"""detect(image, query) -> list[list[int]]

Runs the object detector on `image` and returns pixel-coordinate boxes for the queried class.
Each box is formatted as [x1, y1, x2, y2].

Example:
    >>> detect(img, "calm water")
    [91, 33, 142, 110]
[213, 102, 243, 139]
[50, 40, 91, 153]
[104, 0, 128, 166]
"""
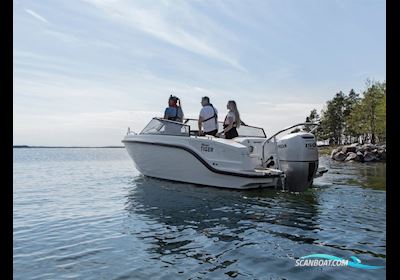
[13, 148, 386, 280]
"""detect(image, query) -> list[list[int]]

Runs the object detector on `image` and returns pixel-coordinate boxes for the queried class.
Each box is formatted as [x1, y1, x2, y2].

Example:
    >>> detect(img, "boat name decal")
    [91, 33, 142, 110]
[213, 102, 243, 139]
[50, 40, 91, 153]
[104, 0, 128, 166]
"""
[201, 144, 214, 152]
[278, 144, 287, 148]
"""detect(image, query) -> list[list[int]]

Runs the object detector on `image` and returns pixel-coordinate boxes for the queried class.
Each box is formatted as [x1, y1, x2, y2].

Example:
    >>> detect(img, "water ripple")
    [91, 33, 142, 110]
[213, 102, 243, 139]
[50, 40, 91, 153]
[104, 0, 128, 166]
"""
[14, 149, 385, 279]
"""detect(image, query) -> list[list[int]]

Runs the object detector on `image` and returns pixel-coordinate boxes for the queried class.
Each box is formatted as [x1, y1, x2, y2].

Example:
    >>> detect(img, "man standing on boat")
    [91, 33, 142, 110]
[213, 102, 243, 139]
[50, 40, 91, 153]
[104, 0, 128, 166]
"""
[198, 96, 219, 136]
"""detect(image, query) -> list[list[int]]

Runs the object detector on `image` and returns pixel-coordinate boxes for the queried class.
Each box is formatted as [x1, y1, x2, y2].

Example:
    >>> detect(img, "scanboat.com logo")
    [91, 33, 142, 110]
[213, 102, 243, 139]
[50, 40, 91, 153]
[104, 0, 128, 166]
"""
[295, 254, 385, 270]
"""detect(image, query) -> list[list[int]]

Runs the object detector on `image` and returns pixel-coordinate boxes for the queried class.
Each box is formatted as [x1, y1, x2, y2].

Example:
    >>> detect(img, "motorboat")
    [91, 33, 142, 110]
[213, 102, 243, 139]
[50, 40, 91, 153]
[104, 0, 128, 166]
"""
[122, 118, 328, 192]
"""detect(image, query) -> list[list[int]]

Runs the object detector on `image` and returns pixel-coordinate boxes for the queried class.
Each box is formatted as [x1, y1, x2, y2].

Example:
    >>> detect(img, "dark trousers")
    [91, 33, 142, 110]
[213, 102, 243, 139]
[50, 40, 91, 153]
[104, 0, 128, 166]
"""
[204, 129, 218, 136]
[224, 127, 238, 139]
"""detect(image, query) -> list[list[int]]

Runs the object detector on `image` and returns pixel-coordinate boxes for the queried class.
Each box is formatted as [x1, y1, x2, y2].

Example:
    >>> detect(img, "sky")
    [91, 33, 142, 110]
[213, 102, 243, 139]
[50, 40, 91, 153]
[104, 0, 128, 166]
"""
[13, 0, 386, 146]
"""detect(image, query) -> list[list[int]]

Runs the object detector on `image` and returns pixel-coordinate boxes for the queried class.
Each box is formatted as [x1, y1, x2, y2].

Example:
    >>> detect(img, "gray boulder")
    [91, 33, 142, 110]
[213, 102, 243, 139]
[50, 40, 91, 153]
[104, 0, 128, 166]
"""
[356, 152, 364, 162]
[363, 144, 377, 151]
[377, 150, 386, 160]
[345, 152, 357, 161]
[342, 146, 357, 153]
[333, 151, 347, 161]
[331, 148, 339, 159]
[364, 151, 376, 162]
[329, 144, 385, 162]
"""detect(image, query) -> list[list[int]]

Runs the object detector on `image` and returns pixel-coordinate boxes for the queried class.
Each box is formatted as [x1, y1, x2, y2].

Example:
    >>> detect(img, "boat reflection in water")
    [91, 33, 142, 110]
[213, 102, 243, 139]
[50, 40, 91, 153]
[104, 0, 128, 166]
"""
[123, 175, 385, 279]
[123, 175, 322, 276]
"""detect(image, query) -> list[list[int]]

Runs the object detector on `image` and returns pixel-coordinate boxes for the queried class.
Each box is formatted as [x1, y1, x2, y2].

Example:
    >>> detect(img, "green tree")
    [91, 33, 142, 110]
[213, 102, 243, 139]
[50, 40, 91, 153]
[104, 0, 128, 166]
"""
[306, 79, 386, 145]
[343, 89, 361, 143]
[376, 90, 386, 141]
[304, 109, 320, 132]
[321, 91, 346, 145]
[361, 80, 385, 144]
[347, 102, 368, 141]
[346, 80, 386, 144]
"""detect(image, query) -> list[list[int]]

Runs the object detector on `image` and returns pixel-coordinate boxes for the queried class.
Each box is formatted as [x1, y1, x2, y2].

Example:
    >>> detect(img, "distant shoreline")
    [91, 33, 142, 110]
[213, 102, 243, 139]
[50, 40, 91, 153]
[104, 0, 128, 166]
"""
[13, 145, 124, 148]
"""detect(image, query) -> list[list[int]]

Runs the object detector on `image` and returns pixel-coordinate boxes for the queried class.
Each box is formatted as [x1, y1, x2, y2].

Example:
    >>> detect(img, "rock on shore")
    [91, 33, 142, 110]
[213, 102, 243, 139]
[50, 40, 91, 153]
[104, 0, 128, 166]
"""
[330, 143, 386, 162]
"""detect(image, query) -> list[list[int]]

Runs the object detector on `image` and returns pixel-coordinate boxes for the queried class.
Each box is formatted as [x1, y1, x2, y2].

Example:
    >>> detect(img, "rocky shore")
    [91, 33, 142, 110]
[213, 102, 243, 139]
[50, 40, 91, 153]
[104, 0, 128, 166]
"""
[330, 143, 386, 162]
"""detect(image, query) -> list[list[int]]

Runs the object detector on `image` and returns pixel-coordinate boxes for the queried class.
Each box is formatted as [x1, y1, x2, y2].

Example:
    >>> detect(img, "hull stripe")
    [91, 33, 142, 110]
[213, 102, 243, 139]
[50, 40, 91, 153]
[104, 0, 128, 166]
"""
[122, 140, 281, 179]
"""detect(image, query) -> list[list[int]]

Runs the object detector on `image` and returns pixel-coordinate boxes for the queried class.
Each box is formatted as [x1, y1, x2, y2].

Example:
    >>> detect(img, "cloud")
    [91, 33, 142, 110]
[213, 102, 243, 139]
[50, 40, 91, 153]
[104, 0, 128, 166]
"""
[13, 0, 384, 145]
[83, 0, 246, 71]
[24, 9, 49, 24]
[44, 30, 81, 43]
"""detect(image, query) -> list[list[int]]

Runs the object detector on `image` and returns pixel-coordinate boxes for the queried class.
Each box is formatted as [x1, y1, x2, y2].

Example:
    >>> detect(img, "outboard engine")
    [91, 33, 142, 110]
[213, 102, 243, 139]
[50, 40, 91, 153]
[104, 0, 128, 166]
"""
[277, 132, 318, 192]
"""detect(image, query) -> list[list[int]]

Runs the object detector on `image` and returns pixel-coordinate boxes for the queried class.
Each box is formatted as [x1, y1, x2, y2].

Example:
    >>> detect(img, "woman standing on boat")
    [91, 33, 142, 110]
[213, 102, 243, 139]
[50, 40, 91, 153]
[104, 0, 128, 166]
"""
[164, 95, 184, 122]
[217, 100, 240, 139]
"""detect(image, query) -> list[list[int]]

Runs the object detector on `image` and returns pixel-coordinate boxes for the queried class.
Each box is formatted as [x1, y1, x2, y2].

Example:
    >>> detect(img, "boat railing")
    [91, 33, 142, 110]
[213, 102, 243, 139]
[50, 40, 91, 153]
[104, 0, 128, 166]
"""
[183, 118, 266, 138]
[260, 122, 320, 167]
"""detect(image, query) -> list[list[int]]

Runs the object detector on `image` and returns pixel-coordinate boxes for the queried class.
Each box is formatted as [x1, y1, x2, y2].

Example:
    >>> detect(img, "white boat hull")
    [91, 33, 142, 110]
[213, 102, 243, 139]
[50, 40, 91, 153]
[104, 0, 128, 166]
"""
[124, 140, 281, 189]
[122, 118, 327, 192]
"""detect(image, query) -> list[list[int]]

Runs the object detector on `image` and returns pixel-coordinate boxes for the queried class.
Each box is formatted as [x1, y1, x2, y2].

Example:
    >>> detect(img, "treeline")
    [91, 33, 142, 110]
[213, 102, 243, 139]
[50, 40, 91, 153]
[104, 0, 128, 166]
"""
[307, 80, 386, 145]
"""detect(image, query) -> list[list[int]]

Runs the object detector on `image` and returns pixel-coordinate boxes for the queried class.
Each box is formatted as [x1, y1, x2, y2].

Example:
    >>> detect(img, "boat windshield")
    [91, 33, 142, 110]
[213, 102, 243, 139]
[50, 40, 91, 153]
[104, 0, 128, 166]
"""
[183, 119, 266, 138]
[140, 118, 190, 136]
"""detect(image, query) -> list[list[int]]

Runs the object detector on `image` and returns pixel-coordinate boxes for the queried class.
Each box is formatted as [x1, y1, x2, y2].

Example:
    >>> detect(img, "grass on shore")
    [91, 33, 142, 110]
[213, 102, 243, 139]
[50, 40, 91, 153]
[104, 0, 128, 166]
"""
[318, 146, 338, 155]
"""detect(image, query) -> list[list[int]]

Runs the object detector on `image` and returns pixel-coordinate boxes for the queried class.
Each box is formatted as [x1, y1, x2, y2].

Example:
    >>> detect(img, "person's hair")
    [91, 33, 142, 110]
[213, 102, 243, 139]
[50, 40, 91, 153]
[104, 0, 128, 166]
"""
[228, 100, 240, 128]
[202, 96, 210, 104]
[169, 95, 179, 102]
[169, 95, 181, 107]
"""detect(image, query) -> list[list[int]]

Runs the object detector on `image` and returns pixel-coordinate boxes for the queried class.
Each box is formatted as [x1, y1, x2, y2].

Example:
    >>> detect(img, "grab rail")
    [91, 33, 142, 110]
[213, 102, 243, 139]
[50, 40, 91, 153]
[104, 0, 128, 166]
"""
[183, 118, 267, 138]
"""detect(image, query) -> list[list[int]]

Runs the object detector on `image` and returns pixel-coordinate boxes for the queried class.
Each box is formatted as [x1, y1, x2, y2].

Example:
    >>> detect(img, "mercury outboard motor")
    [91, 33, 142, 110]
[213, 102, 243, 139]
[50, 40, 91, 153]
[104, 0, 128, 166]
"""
[277, 132, 318, 192]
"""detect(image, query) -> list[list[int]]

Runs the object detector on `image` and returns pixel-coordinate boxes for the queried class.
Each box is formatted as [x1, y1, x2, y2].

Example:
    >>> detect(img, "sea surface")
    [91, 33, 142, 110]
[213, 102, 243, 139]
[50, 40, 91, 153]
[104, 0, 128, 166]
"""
[13, 148, 386, 280]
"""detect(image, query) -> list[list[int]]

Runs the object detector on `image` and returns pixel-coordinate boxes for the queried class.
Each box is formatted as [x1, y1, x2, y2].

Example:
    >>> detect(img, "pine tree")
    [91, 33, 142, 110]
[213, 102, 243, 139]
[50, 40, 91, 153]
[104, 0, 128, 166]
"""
[306, 79, 385, 145]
